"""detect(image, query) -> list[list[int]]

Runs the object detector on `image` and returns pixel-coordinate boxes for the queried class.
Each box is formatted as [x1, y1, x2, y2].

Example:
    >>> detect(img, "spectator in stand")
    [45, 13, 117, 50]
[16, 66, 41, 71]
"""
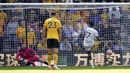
[62, 10, 71, 23]
[104, 41, 113, 53]
[22, 25, 36, 50]
[114, 27, 121, 40]
[119, 6, 123, 14]
[16, 21, 25, 43]
[89, 9, 101, 26]
[37, 40, 47, 50]
[71, 10, 81, 20]
[60, 39, 72, 51]
[80, 10, 90, 24]
[112, 40, 124, 54]
[0, 10, 7, 22]
[76, 18, 88, 34]
[38, 9, 49, 27]
[109, 14, 120, 27]
[12, 8, 24, 22]
[0, 10, 7, 52]
[100, 23, 115, 41]
[101, 8, 109, 23]
[62, 18, 80, 43]
[26, 10, 38, 28]
[109, 7, 121, 19]
[6, 17, 19, 48]
[62, 19, 74, 41]
[33, 23, 42, 41]
[74, 18, 88, 48]
[70, 10, 81, 26]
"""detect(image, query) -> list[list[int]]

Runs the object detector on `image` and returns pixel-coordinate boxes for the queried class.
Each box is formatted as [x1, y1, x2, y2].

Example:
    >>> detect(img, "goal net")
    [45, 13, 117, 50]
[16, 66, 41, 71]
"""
[0, 3, 130, 66]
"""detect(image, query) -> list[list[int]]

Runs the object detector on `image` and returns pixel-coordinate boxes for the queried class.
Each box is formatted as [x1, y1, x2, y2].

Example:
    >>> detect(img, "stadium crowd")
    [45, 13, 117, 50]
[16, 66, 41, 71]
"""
[0, 4, 130, 55]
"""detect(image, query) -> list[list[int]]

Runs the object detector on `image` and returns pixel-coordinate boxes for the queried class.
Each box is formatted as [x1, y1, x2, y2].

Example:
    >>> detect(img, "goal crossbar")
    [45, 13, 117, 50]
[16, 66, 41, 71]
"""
[0, 3, 130, 6]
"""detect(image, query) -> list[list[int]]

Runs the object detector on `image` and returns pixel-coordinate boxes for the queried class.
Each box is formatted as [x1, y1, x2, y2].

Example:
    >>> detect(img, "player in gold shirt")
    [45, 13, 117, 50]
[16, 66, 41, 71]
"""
[43, 12, 62, 70]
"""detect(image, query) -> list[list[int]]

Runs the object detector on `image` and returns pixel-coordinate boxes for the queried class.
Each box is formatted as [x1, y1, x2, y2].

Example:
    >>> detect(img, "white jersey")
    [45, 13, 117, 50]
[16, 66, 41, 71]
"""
[83, 27, 98, 49]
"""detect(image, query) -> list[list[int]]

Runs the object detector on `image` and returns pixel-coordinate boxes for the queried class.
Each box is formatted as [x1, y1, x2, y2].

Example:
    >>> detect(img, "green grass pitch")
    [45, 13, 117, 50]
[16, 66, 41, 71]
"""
[0, 66, 130, 70]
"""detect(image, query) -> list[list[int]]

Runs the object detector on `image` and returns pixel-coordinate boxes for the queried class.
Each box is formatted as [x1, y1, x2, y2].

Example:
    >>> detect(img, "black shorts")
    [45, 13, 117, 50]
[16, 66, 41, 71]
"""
[47, 39, 59, 48]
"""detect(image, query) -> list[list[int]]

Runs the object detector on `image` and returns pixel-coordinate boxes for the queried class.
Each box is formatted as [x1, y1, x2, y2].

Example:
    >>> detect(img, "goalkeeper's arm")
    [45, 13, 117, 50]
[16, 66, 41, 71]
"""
[15, 52, 21, 61]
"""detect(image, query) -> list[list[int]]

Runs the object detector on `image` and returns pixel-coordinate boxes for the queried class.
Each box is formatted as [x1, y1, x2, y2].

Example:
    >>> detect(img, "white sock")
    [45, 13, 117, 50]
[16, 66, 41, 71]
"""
[54, 64, 57, 67]
[89, 60, 94, 68]
[54, 64, 60, 69]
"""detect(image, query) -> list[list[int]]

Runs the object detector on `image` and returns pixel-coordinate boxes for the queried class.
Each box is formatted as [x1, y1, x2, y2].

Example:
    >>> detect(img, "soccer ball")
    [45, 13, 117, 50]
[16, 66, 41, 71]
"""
[107, 49, 113, 55]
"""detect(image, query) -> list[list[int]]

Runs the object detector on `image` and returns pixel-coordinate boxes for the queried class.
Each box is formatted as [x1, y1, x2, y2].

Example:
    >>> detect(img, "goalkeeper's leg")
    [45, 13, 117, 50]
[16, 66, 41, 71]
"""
[23, 59, 36, 66]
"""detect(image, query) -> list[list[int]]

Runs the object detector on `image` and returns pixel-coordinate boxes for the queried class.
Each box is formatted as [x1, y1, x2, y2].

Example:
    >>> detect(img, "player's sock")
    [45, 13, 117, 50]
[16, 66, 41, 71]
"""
[89, 60, 94, 68]
[54, 53, 58, 65]
[53, 53, 60, 70]
[87, 50, 94, 68]
[48, 65, 51, 70]
[53, 64, 60, 70]
[88, 55, 94, 68]
[47, 54, 52, 66]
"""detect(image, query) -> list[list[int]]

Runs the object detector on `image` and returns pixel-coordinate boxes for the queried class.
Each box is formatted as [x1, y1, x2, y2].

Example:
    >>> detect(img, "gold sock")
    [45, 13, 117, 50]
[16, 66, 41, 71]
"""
[47, 54, 52, 66]
[54, 54, 58, 65]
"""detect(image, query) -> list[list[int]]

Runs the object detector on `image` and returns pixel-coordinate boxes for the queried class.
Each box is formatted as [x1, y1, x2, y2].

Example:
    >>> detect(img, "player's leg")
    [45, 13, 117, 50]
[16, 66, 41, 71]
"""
[22, 58, 35, 66]
[47, 48, 53, 69]
[87, 49, 94, 68]
[47, 39, 53, 69]
[26, 61, 36, 66]
[53, 48, 59, 69]
[84, 44, 95, 68]
[53, 39, 60, 70]
[25, 55, 40, 66]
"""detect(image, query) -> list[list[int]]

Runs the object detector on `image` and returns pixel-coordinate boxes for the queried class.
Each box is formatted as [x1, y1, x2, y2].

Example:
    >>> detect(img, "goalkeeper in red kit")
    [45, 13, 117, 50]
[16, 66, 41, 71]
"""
[15, 43, 48, 66]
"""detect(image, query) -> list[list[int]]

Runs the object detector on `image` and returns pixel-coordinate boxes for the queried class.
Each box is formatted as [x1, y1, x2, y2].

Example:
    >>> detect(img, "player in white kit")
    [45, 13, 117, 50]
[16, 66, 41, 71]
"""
[83, 21, 100, 68]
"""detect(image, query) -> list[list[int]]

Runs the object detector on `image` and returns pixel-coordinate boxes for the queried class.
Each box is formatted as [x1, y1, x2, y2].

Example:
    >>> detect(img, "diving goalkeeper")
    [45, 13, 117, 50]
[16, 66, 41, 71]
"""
[15, 43, 48, 66]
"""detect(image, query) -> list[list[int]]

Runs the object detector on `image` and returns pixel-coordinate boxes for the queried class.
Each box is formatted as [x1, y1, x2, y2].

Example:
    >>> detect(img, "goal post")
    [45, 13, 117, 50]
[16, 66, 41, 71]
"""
[0, 3, 130, 66]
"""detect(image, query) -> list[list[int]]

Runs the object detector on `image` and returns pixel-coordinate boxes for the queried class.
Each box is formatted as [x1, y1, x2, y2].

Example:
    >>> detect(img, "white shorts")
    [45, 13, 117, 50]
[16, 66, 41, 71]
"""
[83, 39, 94, 51]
